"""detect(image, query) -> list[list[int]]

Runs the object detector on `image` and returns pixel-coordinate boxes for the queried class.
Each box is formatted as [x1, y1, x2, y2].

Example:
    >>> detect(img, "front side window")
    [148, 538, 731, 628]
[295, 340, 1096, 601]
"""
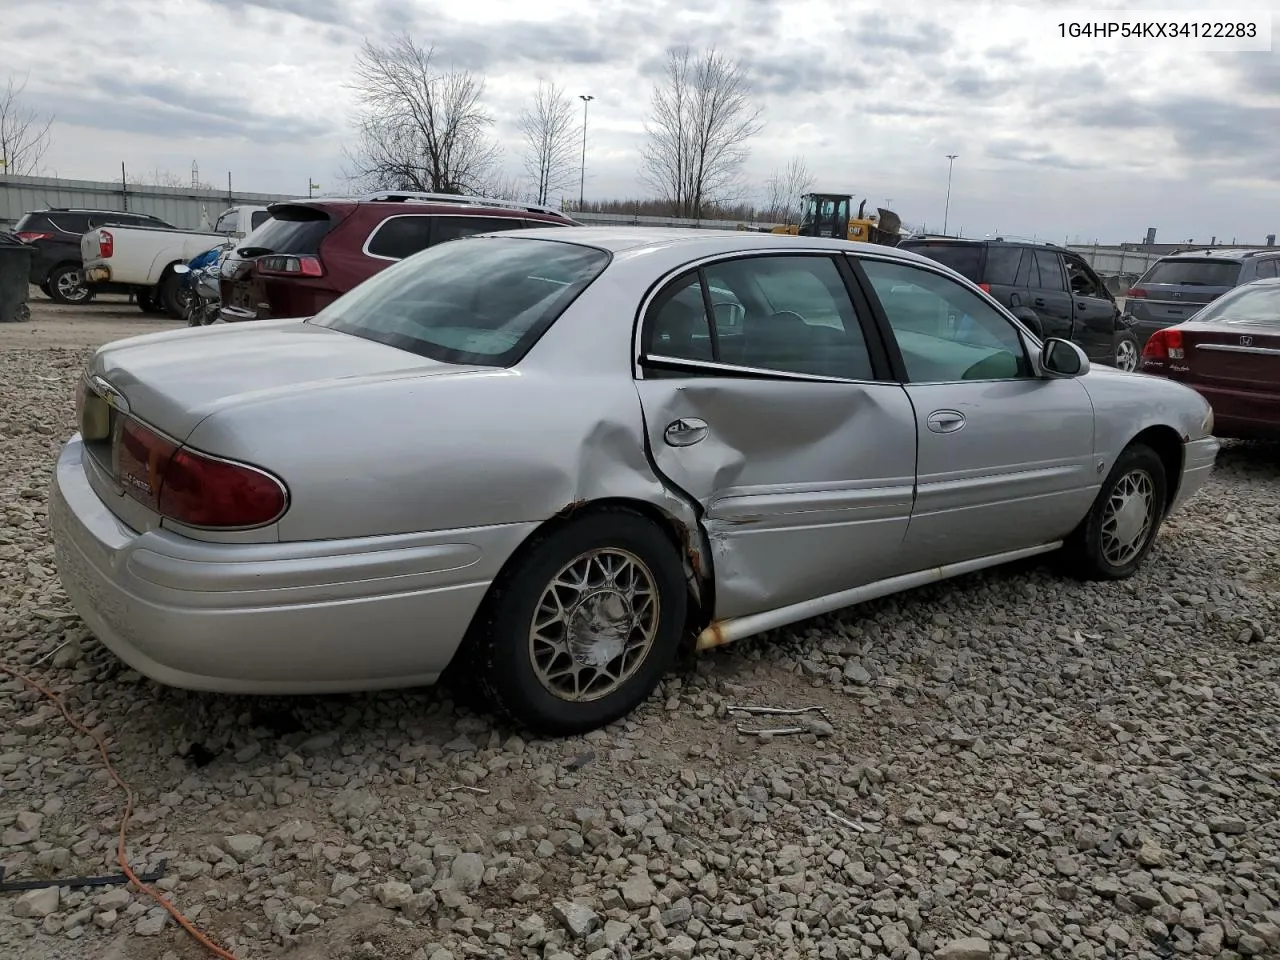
[310, 236, 609, 366]
[642, 255, 874, 380]
[860, 258, 1032, 383]
[1065, 255, 1106, 298]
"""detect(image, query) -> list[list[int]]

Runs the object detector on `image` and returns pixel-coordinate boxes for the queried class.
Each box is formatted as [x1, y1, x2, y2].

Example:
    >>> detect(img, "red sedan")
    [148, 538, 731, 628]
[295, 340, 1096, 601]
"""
[1140, 277, 1280, 440]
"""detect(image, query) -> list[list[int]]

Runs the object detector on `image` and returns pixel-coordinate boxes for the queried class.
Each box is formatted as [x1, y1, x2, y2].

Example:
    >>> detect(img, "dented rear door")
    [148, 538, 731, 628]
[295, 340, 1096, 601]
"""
[633, 252, 917, 621]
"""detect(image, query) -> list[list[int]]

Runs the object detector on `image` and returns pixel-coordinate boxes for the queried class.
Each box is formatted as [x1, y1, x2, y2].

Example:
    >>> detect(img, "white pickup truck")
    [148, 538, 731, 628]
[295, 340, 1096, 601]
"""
[81, 204, 271, 318]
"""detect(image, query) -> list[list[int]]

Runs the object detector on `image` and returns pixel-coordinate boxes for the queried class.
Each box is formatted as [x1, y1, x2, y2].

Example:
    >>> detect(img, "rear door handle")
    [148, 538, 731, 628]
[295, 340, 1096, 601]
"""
[1033, 298, 1046, 307]
[927, 410, 966, 434]
[664, 417, 709, 447]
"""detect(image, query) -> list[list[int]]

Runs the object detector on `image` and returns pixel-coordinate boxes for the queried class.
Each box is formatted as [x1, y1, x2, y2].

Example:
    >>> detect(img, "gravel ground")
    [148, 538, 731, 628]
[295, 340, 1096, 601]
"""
[3, 298, 1280, 960]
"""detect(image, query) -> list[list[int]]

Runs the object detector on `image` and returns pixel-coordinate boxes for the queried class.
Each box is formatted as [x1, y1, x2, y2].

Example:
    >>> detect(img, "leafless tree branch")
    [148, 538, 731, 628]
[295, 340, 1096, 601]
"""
[0, 74, 53, 177]
[518, 80, 579, 206]
[640, 47, 764, 219]
[341, 33, 501, 196]
[763, 155, 815, 223]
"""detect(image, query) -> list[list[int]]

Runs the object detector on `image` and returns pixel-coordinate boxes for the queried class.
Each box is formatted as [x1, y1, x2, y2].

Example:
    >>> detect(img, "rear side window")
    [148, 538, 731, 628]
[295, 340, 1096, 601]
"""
[310, 237, 610, 366]
[1141, 259, 1242, 286]
[366, 216, 433, 260]
[239, 205, 334, 256]
[13, 214, 46, 233]
[984, 246, 1025, 285]
[251, 210, 270, 230]
[900, 243, 982, 282]
[44, 213, 92, 235]
[1253, 259, 1278, 279]
[1033, 251, 1065, 290]
[431, 216, 529, 245]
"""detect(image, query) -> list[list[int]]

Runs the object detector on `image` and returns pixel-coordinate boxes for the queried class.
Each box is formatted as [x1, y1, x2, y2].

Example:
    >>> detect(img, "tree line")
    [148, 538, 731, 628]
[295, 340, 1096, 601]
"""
[342, 34, 817, 223]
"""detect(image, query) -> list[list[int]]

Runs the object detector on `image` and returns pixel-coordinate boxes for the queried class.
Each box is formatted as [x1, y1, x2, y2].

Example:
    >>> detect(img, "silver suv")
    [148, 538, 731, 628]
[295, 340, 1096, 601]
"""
[1124, 249, 1280, 346]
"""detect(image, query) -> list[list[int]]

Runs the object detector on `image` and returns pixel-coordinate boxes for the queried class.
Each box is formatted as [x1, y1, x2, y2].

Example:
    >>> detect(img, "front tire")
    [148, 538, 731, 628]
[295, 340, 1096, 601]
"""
[157, 271, 188, 319]
[1062, 443, 1167, 580]
[472, 509, 688, 736]
[1113, 331, 1140, 372]
[136, 288, 164, 314]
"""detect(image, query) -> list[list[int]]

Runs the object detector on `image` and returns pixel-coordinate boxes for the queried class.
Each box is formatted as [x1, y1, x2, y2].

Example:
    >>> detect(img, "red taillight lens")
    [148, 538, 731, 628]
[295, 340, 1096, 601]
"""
[1141, 327, 1184, 361]
[99, 230, 114, 258]
[15, 231, 52, 243]
[115, 418, 287, 528]
[978, 282, 991, 293]
[257, 254, 324, 277]
[1127, 287, 1147, 298]
[159, 448, 287, 528]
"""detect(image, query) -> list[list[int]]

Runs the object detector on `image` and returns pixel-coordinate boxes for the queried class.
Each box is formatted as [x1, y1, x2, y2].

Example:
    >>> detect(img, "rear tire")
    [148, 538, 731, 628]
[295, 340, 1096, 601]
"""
[48, 264, 93, 305]
[470, 509, 687, 736]
[136, 289, 164, 314]
[1061, 443, 1167, 580]
[1112, 331, 1140, 372]
[158, 270, 187, 319]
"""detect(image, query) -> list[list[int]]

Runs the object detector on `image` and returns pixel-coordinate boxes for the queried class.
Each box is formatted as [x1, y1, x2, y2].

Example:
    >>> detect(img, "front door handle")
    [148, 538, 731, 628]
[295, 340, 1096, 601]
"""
[664, 417, 709, 447]
[927, 410, 966, 434]
[1033, 297, 1046, 307]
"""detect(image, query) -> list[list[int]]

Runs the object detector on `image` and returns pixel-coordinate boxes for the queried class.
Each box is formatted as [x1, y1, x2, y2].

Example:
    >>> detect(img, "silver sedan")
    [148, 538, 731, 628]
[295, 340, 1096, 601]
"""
[50, 228, 1220, 735]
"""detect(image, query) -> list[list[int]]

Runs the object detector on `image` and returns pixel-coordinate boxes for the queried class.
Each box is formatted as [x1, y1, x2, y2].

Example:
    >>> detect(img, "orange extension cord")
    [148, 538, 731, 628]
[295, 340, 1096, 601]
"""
[0, 662, 242, 960]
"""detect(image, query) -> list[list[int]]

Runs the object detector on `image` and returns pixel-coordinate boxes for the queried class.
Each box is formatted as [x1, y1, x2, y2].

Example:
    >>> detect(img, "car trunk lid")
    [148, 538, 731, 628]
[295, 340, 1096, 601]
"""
[1180, 321, 1280, 390]
[81, 319, 490, 443]
[220, 203, 340, 321]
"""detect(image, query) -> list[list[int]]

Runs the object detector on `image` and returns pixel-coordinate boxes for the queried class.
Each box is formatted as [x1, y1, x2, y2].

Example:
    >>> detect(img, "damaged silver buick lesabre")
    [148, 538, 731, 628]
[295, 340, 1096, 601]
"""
[50, 228, 1219, 735]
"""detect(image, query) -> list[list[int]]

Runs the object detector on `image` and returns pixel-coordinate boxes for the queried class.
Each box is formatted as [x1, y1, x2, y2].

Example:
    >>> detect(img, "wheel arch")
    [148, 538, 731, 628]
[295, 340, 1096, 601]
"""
[1130, 424, 1184, 512]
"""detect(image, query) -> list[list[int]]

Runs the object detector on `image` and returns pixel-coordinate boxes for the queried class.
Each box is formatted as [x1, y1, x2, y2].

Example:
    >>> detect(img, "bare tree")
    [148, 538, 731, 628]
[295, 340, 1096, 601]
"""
[518, 80, 578, 206]
[342, 33, 501, 195]
[129, 167, 213, 189]
[640, 47, 763, 219]
[0, 74, 53, 177]
[763, 155, 815, 224]
[482, 172, 527, 202]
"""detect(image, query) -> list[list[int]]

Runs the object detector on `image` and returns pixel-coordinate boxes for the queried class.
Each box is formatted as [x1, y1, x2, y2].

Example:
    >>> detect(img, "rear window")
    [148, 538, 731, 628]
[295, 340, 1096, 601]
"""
[1195, 283, 1280, 325]
[900, 242, 982, 282]
[13, 214, 44, 232]
[238, 205, 335, 256]
[310, 236, 610, 367]
[1141, 258, 1242, 287]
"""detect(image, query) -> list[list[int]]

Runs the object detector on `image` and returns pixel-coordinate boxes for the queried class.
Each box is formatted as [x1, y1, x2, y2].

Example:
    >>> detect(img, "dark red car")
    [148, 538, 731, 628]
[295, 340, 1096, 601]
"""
[1140, 277, 1280, 440]
[218, 192, 578, 322]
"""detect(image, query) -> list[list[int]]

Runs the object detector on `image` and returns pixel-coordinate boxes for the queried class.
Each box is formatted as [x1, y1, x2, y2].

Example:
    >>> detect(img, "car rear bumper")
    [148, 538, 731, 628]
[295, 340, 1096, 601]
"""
[83, 264, 112, 284]
[50, 436, 527, 694]
[1170, 435, 1220, 512]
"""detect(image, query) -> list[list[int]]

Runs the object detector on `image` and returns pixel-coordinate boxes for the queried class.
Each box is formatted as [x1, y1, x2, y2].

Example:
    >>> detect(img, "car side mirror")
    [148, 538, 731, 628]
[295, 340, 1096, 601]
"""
[1010, 306, 1043, 338]
[1040, 337, 1090, 378]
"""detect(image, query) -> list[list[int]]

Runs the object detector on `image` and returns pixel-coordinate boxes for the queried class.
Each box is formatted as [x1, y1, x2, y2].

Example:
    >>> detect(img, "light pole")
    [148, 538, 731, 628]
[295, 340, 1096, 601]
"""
[578, 94, 594, 210]
[943, 154, 958, 236]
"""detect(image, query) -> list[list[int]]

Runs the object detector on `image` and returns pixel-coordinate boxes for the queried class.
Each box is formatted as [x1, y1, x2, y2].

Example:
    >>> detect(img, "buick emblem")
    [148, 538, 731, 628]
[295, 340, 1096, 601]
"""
[1240, 336, 1253, 347]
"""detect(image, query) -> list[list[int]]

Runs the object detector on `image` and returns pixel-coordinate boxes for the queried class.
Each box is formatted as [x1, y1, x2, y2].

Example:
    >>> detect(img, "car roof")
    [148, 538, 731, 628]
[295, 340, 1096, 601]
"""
[1157, 250, 1248, 262]
[29, 208, 162, 217]
[487, 226, 946, 265]
[280, 195, 574, 222]
[902, 237, 1072, 253]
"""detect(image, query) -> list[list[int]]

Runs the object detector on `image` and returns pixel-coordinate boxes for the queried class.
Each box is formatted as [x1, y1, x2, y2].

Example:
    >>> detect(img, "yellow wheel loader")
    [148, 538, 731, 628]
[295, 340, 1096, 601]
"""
[769, 193, 903, 246]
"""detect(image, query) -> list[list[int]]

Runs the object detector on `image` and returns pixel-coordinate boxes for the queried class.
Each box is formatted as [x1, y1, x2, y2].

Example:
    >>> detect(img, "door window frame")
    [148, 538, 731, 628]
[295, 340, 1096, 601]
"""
[1062, 251, 1112, 300]
[845, 251, 1040, 386]
[633, 251, 896, 385]
[361, 214, 437, 262]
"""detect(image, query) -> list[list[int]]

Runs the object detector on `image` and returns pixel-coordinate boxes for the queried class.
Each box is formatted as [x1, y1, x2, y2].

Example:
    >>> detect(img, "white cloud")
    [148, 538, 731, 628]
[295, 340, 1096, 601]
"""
[2, 0, 1277, 243]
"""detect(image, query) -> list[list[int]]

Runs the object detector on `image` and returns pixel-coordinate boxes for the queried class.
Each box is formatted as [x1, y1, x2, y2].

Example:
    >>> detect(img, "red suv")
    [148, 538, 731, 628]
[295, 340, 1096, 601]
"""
[218, 192, 578, 322]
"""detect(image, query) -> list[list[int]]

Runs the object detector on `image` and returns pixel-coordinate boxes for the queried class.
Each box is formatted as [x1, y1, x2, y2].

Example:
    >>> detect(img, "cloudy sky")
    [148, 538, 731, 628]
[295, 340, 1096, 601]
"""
[3, 0, 1278, 243]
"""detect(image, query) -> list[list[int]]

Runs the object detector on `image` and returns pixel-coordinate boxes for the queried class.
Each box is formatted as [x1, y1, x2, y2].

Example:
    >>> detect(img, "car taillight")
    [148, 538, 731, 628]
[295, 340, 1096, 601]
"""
[978, 282, 991, 293]
[257, 254, 324, 277]
[1141, 327, 1184, 361]
[99, 230, 114, 258]
[116, 419, 287, 528]
[1127, 287, 1147, 298]
[15, 231, 52, 243]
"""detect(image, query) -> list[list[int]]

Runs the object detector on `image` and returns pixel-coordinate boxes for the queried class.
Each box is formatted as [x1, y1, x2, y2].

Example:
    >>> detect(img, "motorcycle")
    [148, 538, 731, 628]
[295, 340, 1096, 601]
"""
[174, 239, 233, 327]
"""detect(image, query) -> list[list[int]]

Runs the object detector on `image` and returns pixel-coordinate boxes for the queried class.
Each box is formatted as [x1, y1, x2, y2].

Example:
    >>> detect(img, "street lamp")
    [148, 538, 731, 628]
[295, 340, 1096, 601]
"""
[943, 154, 958, 236]
[308, 178, 319, 198]
[578, 94, 594, 210]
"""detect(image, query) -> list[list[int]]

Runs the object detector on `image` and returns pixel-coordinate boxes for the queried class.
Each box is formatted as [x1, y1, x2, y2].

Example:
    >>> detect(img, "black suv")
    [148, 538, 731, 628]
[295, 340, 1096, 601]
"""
[14, 208, 175, 304]
[1123, 249, 1280, 348]
[897, 238, 1139, 371]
